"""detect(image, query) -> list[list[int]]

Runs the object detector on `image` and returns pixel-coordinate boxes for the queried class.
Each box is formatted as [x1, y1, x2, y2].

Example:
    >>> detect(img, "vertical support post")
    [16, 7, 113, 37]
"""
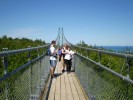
[73, 52, 76, 72]
[37, 46, 41, 92]
[27, 46, 31, 61]
[27, 46, 32, 97]
[88, 50, 90, 58]
[43, 47, 44, 55]
[62, 28, 64, 46]
[98, 51, 101, 63]
[3, 48, 8, 75]
[37, 46, 40, 58]
[125, 56, 131, 100]
[2, 48, 8, 100]
[43, 46, 46, 55]
[58, 28, 61, 47]
[126, 58, 130, 79]
[80, 48, 82, 55]
[39, 56, 41, 92]
[86, 49, 88, 57]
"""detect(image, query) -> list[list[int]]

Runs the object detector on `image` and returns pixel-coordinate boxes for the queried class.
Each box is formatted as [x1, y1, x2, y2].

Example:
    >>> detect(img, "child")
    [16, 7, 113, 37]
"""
[58, 48, 62, 62]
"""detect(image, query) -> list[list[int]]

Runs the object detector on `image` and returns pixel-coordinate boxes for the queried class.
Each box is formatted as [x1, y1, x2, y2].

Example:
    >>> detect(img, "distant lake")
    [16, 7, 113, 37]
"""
[98, 46, 133, 52]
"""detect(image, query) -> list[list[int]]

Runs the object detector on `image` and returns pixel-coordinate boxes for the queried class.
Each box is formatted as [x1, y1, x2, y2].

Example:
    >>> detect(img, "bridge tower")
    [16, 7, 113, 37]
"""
[56, 28, 65, 47]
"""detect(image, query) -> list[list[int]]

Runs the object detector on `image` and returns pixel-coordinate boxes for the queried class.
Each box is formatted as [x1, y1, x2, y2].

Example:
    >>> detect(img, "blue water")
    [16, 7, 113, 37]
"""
[98, 46, 133, 52]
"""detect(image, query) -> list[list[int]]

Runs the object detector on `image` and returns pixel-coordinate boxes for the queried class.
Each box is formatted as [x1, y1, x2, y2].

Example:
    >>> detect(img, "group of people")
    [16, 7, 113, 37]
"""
[49, 40, 75, 78]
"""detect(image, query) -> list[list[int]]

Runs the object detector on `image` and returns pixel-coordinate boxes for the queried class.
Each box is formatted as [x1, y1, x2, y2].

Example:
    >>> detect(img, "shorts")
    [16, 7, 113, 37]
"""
[50, 60, 57, 67]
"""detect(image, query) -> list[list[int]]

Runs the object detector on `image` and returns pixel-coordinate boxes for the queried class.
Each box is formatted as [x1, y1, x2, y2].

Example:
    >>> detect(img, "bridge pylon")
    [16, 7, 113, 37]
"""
[56, 28, 65, 47]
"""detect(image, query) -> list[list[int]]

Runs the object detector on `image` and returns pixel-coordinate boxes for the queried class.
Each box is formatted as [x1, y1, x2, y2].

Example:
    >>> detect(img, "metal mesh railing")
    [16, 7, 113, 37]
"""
[59, 34, 133, 99]
[73, 53, 133, 100]
[71, 45, 133, 80]
[29, 56, 50, 100]
[0, 46, 50, 100]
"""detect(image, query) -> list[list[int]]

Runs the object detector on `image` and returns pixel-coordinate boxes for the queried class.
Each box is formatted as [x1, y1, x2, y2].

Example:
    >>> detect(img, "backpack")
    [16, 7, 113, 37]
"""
[46, 46, 51, 56]
[46, 45, 57, 58]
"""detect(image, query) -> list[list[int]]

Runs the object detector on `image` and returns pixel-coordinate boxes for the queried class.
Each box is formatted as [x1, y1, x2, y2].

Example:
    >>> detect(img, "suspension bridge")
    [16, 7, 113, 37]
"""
[0, 28, 133, 100]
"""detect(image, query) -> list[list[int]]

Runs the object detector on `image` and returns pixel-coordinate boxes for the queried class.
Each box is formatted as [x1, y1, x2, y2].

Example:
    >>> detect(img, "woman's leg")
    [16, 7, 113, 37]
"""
[64, 59, 68, 72]
[68, 60, 71, 72]
[50, 60, 57, 78]
[69, 59, 72, 72]
[59, 55, 61, 62]
[62, 58, 66, 73]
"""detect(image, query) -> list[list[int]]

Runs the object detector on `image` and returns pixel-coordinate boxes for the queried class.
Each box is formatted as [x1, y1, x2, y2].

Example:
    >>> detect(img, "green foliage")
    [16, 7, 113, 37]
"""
[77, 40, 88, 47]
[0, 35, 46, 77]
[0, 36, 46, 51]
[74, 41, 133, 99]
[75, 41, 133, 80]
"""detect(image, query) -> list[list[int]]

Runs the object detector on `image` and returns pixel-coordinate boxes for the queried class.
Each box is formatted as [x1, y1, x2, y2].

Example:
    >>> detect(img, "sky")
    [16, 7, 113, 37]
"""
[0, 0, 133, 46]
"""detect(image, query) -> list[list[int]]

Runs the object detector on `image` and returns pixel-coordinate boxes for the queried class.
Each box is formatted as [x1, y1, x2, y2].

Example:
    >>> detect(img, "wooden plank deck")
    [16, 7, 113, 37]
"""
[47, 59, 88, 100]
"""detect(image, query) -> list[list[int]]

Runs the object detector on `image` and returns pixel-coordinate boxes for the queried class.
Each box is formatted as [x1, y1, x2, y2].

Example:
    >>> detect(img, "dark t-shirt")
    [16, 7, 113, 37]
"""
[62, 48, 65, 58]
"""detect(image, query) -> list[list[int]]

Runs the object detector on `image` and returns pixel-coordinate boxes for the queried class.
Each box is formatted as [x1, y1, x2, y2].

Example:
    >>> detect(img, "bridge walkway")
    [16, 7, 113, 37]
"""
[43, 58, 88, 100]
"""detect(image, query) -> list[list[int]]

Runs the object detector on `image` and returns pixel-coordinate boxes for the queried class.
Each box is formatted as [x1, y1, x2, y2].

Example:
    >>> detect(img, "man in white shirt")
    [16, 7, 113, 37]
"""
[49, 40, 57, 78]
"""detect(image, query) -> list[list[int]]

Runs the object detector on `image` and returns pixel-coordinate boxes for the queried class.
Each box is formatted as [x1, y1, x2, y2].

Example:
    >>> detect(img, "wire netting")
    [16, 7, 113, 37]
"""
[73, 54, 133, 100]
[0, 56, 50, 100]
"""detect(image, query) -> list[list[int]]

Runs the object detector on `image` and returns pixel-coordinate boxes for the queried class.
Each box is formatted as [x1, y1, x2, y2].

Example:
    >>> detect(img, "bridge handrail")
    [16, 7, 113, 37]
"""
[0, 44, 49, 99]
[0, 54, 45, 82]
[76, 52, 133, 85]
[0, 45, 48, 57]
[71, 44, 133, 59]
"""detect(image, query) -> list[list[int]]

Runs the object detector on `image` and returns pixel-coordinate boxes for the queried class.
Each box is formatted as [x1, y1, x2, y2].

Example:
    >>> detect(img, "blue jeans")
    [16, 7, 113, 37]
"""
[50, 60, 57, 67]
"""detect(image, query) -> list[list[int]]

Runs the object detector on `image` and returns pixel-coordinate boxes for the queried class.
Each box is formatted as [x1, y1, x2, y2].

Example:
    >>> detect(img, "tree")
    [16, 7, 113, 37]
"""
[76, 40, 88, 47]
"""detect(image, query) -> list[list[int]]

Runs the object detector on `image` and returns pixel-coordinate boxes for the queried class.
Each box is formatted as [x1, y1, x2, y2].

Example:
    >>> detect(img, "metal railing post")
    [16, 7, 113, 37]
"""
[80, 48, 82, 55]
[37, 46, 40, 58]
[43, 47, 45, 55]
[125, 56, 131, 100]
[3, 48, 8, 75]
[27, 46, 32, 97]
[87, 50, 90, 58]
[28, 48, 31, 62]
[98, 51, 101, 63]
[126, 56, 130, 79]
[37, 46, 41, 92]
[2, 48, 8, 100]
[86, 49, 88, 57]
